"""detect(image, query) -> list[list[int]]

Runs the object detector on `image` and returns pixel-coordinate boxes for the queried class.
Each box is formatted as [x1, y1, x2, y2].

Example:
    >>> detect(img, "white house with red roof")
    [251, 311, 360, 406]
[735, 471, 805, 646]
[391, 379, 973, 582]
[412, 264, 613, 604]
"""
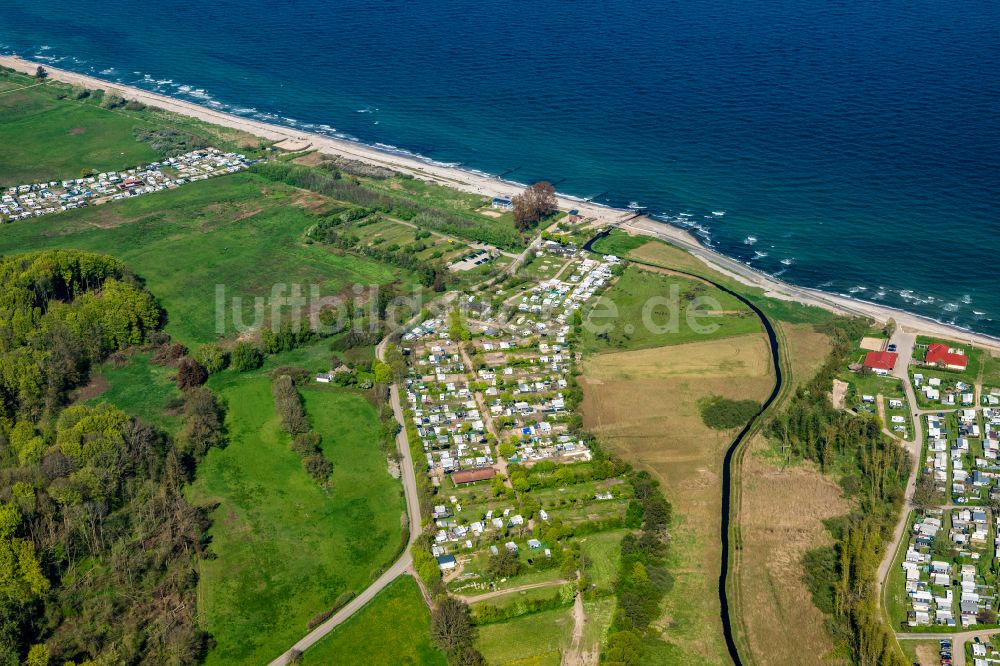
[864, 351, 899, 376]
[925, 343, 968, 371]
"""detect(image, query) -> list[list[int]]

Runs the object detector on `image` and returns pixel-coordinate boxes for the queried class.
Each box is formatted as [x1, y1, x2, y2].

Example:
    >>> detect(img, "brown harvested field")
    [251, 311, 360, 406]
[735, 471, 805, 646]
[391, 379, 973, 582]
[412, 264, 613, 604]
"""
[581, 332, 773, 664]
[778, 322, 833, 392]
[733, 434, 849, 666]
[899, 640, 943, 666]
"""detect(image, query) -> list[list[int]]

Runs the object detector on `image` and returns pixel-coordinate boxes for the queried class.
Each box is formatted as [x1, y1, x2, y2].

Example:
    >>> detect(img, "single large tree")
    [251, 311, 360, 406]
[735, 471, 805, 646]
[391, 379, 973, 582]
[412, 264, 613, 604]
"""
[512, 181, 557, 231]
[431, 597, 476, 655]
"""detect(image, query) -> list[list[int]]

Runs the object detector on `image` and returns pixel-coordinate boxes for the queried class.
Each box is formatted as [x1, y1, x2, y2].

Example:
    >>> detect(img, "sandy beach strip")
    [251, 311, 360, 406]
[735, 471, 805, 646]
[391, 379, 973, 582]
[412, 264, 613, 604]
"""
[3, 54, 998, 352]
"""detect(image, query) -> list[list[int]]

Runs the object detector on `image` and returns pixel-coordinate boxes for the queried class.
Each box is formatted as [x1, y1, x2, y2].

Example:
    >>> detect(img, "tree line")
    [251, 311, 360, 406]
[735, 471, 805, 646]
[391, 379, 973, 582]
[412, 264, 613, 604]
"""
[271, 372, 331, 487]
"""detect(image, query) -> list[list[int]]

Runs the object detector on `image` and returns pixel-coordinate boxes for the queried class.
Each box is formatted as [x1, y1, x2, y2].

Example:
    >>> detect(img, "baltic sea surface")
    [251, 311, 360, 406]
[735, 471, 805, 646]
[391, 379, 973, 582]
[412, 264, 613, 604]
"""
[2, 0, 998, 335]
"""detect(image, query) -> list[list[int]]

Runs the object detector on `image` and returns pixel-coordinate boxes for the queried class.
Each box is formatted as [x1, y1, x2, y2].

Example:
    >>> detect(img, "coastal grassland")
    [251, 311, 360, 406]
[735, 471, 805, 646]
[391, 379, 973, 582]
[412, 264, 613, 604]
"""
[983, 351, 1000, 388]
[732, 434, 850, 666]
[0, 172, 421, 345]
[588, 231, 648, 258]
[0, 69, 159, 184]
[778, 322, 837, 392]
[475, 604, 574, 665]
[579, 265, 762, 353]
[0, 66, 264, 185]
[81, 351, 184, 435]
[580, 333, 774, 664]
[188, 349, 405, 665]
[592, 230, 839, 326]
[300, 576, 446, 666]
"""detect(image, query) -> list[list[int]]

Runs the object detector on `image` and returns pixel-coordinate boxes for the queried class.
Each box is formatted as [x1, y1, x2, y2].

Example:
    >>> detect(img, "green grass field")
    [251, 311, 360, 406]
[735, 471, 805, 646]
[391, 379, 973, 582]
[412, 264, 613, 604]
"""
[0, 71, 160, 184]
[301, 576, 445, 666]
[475, 604, 574, 665]
[189, 355, 405, 665]
[588, 232, 648, 257]
[590, 230, 839, 327]
[580, 529, 627, 590]
[984, 354, 1000, 389]
[84, 352, 183, 434]
[0, 172, 420, 345]
[0, 66, 266, 185]
[580, 266, 762, 353]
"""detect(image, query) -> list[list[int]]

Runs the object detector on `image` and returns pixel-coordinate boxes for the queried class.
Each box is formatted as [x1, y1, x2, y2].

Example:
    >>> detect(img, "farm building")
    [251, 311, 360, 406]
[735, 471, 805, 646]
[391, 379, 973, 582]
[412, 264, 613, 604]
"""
[451, 468, 497, 485]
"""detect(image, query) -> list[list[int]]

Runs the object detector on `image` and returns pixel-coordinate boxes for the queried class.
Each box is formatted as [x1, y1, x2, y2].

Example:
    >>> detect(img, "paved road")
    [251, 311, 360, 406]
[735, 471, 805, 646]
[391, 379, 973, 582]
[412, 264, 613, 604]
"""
[267, 339, 423, 665]
[877, 330, 925, 600]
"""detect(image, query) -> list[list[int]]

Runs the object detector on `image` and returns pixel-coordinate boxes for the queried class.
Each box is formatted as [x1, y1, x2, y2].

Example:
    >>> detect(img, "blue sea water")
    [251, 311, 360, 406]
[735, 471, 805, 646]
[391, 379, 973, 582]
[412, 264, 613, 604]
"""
[2, 0, 998, 335]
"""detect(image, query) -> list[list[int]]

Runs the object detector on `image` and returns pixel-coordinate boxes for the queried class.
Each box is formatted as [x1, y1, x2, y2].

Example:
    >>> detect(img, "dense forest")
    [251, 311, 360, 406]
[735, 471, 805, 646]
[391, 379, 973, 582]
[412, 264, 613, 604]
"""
[768, 320, 910, 666]
[0, 251, 225, 665]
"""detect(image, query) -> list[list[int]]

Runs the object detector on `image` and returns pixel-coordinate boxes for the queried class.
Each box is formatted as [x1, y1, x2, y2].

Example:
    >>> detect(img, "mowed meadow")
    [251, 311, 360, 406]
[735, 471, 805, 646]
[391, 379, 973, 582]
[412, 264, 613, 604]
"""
[300, 576, 446, 666]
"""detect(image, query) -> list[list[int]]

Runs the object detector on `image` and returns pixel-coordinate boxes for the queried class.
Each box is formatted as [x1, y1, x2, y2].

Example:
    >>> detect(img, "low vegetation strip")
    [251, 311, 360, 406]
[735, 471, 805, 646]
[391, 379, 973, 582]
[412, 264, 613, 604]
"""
[299, 576, 447, 666]
[251, 160, 527, 250]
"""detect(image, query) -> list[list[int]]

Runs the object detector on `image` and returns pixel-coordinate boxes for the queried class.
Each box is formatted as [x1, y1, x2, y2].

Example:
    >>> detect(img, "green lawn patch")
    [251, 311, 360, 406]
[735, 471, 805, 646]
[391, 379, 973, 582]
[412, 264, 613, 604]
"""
[579, 265, 761, 352]
[983, 354, 1000, 389]
[0, 66, 267, 185]
[475, 604, 574, 665]
[301, 576, 445, 666]
[885, 511, 917, 630]
[188, 364, 405, 665]
[580, 529, 627, 590]
[588, 232, 648, 257]
[0, 71, 160, 184]
[84, 351, 183, 435]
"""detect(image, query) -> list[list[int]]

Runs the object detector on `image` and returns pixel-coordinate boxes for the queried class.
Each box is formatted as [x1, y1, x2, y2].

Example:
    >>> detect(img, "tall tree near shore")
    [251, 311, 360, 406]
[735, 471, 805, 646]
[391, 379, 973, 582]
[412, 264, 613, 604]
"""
[34, 66, 47, 79]
[512, 181, 557, 231]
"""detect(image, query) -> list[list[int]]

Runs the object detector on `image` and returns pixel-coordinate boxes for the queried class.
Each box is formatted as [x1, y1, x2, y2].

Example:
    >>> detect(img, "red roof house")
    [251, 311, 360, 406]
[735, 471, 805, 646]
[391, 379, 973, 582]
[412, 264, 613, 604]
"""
[925, 343, 968, 370]
[451, 468, 496, 485]
[863, 351, 898, 374]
